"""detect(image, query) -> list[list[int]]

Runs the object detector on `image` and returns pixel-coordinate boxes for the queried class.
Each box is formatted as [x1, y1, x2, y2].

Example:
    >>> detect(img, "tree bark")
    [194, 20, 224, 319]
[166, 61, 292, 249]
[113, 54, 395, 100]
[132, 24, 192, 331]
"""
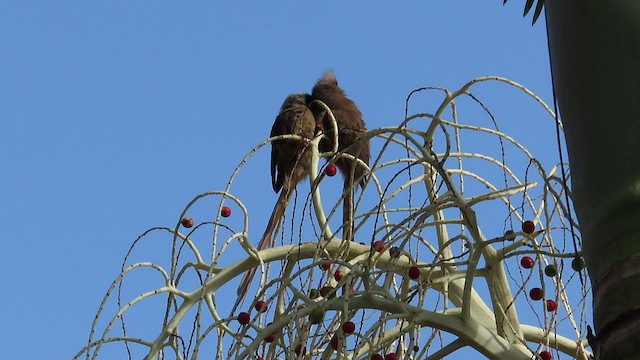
[545, 1, 640, 358]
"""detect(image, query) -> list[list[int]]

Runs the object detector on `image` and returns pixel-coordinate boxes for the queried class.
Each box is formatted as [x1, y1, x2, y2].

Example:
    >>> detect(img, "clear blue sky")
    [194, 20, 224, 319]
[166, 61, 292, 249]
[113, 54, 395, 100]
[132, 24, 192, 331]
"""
[0, 2, 566, 359]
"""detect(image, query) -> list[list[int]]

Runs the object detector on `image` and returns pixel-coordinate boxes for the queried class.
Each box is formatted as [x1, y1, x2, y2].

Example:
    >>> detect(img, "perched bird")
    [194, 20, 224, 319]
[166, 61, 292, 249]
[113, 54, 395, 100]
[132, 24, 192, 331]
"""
[311, 71, 370, 242]
[232, 93, 316, 313]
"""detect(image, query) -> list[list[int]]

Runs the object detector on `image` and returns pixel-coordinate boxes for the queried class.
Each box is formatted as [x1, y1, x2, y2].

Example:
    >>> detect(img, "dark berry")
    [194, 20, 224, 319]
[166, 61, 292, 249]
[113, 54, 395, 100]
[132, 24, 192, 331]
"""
[529, 287, 543, 301]
[408, 266, 420, 280]
[544, 264, 558, 277]
[237, 311, 250, 325]
[342, 321, 356, 334]
[522, 220, 535, 234]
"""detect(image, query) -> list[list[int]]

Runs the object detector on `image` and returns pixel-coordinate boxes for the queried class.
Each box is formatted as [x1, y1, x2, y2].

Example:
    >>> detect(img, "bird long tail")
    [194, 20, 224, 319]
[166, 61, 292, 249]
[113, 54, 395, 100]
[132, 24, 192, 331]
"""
[231, 184, 293, 314]
[342, 178, 355, 242]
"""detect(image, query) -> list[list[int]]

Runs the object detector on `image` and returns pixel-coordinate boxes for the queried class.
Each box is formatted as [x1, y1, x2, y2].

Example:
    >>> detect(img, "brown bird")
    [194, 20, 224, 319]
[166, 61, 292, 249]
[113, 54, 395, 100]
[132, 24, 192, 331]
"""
[232, 93, 316, 314]
[311, 71, 370, 242]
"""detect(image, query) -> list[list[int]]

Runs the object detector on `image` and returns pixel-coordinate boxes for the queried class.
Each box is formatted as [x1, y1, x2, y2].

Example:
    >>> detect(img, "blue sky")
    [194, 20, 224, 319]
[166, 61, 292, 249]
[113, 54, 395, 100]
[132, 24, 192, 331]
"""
[0, 2, 577, 359]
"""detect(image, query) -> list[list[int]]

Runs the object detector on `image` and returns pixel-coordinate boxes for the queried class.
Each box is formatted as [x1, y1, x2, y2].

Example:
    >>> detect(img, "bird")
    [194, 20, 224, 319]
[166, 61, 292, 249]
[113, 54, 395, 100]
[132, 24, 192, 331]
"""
[232, 93, 316, 314]
[311, 71, 370, 242]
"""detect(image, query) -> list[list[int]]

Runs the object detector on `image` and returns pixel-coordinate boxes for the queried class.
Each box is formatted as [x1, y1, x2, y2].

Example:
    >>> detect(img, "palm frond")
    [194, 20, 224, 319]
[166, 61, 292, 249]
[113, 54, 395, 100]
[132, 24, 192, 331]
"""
[504, 0, 545, 25]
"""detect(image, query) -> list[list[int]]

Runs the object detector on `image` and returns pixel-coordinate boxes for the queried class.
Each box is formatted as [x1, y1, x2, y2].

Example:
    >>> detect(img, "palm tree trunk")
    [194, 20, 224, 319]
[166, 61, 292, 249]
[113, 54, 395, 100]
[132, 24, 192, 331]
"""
[545, 1, 640, 358]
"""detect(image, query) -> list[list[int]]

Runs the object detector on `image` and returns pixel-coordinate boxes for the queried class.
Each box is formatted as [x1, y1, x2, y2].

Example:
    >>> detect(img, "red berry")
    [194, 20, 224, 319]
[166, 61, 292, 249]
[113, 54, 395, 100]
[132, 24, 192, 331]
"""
[221, 206, 232, 217]
[522, 220, 535, 234]
[320, 286, 335, 299]
[325, 164, 337, 177]
[546, 299, 557, 312]
[263, 322, 276, 342]
[408, 266, 421, 280]
[265, 333, 275, 342]
[373, 240, 386, 252]
[294, 344, 306, 356]
[371, 355, 384, 360]
[315, 123, 324, 133]
[254, 300, 267, 312]
[529, 287, 543, 301]
[320, 259, 331, 271]
[520, 256, 534, 269]
[385, 353, 398, 360]
[342, 321, 356, 334]
[237, 311, 250, 325]
[180, 217, 194, 228]
[540, 350, 553, 360]
[334, 269, 344, 281]
[330, 336, 340, 349]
